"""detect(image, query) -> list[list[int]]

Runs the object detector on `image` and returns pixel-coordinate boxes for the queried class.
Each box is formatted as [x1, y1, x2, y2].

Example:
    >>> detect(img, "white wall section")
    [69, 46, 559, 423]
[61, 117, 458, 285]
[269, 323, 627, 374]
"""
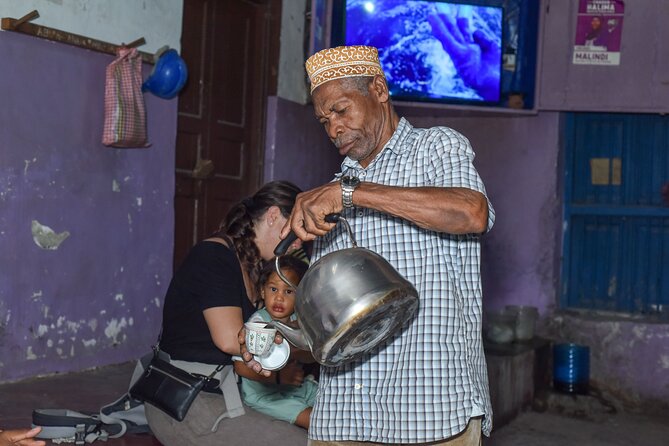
[1, 0, 183, 54]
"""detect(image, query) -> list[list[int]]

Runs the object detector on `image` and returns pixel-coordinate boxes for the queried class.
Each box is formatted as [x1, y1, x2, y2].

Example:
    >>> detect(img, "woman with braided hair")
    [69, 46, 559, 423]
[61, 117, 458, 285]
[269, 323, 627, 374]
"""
[146, 180, 308, 446]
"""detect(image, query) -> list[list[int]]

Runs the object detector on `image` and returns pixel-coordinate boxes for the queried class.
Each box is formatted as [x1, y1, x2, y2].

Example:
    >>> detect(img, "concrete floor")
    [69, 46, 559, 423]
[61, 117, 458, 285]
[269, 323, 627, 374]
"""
[1, 362, 667, 446]
[486, 382, 669, 446]
[486, 410, 669, 446]
[0, 362, 159, 445]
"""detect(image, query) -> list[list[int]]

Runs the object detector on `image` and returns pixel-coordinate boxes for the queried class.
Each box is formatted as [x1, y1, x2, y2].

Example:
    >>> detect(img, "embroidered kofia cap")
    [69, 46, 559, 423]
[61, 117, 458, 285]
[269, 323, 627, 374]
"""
[305, 45, 386, 93]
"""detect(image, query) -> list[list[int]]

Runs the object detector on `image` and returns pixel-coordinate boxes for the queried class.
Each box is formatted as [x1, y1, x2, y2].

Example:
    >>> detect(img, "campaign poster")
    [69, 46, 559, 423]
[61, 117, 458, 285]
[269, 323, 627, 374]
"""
[573, 0, 625, 66]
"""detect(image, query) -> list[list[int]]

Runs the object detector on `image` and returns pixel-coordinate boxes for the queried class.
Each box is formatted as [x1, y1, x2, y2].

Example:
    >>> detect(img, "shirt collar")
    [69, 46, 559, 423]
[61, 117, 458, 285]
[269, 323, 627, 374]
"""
[340, 117, 413, 172]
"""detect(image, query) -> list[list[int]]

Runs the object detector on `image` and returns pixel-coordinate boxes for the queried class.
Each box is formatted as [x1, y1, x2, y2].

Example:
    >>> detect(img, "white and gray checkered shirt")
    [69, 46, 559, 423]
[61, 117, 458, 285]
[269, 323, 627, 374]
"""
[309, 118, 494, 443]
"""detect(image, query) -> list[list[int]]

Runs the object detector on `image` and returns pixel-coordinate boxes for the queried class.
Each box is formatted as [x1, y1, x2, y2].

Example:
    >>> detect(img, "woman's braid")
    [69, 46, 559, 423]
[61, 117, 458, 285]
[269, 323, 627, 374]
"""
[216, 181, 301, 288]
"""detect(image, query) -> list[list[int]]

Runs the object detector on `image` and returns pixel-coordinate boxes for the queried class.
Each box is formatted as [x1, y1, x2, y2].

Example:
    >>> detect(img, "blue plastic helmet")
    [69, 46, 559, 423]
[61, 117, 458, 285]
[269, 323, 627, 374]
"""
[142, 49, 188, 99]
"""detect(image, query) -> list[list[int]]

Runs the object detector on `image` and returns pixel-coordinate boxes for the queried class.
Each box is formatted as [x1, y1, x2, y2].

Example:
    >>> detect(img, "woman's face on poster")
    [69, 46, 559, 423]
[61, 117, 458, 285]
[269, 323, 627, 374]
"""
[591, 17, 601, 30]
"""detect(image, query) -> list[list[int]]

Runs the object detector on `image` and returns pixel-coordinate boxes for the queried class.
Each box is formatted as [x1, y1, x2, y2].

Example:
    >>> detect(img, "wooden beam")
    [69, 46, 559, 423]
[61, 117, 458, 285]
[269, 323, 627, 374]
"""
[1, 11, 154, 64]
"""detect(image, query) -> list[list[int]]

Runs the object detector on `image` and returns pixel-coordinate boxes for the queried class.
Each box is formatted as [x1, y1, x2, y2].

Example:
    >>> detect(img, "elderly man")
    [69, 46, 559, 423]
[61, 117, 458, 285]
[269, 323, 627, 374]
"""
[243, 45, 494, 445]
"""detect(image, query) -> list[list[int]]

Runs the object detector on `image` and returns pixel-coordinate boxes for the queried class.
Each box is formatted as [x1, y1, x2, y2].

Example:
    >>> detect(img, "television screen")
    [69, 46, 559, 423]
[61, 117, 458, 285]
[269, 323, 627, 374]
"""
[339, 0, 504, 104]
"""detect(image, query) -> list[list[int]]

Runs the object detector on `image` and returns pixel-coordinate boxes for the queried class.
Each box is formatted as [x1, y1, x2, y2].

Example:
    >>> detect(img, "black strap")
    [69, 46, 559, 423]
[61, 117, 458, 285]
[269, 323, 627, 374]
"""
[153, 326, 224, 378]
[205, 365, 225, 382]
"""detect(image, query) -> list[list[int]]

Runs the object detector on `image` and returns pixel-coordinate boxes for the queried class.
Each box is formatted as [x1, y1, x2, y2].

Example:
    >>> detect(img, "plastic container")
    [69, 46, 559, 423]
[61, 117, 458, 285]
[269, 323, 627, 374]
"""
[505, 305, 539, 341]
[553, 343, 590, 394]
[484, 310, 516, 344]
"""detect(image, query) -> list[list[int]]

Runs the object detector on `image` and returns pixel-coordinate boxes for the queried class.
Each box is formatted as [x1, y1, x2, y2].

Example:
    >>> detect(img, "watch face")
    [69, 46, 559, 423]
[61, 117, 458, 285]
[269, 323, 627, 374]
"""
[341, 175, 360, 187]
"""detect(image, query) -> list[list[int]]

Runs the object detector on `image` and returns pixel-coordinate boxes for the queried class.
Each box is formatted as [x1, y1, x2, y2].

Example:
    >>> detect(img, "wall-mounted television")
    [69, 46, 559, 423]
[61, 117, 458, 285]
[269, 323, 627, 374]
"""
[331, 0, 504, 105]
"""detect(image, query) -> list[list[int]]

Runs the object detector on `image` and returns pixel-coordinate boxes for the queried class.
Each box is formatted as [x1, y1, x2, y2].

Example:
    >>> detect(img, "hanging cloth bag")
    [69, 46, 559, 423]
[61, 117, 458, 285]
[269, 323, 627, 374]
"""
[102, 47, 149, 147]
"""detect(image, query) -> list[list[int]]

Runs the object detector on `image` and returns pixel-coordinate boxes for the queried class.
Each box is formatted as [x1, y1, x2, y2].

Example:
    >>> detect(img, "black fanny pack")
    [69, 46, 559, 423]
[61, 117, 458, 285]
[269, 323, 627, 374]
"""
[129, 349, 223, 421]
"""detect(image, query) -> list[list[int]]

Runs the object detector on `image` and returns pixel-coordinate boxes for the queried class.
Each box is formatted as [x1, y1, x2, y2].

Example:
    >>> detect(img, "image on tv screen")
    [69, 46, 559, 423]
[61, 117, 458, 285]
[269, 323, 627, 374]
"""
[344, 0, 503, 104]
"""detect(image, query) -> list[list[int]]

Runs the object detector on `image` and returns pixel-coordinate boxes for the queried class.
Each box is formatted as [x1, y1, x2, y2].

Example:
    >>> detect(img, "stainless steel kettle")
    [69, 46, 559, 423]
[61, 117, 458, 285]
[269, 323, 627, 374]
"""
[270, 214, 418, 366]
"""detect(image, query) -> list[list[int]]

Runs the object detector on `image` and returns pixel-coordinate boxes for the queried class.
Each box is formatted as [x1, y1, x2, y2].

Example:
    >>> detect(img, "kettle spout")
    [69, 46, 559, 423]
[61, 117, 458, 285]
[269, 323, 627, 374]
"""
[268, 320, 311, 351]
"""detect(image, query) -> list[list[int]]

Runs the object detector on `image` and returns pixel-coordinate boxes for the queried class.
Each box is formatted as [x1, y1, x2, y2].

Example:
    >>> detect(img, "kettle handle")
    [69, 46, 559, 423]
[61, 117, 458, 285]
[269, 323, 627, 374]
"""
[273, 213, 341, 256]
[273, 232, 297, 257]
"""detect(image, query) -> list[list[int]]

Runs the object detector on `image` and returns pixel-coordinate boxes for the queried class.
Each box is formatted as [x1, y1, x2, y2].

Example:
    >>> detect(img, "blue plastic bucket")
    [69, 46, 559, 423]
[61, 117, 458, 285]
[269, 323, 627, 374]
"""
[553, 343, 590, 394]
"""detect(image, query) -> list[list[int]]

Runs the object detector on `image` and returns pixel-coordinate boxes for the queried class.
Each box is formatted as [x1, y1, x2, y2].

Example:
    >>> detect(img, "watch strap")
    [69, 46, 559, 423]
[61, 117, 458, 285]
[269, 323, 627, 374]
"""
[342, 187, 354, 208]
[340, 175, 359, 209]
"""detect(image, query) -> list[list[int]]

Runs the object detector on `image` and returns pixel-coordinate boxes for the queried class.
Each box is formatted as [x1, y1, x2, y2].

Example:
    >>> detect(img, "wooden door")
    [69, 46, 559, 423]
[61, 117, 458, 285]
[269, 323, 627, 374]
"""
[174, 0, 281, 269]
[563, 113, 669, 314]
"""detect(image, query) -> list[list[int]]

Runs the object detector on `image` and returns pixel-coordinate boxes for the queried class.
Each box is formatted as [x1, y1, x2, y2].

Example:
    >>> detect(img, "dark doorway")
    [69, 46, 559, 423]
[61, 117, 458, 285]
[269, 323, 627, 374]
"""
[174, 0, 282, 270]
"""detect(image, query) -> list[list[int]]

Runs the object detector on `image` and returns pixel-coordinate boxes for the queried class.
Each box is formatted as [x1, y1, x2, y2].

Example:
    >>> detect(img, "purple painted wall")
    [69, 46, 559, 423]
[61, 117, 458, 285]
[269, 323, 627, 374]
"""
[0, 32, 176, 382]
[538, 0, 669, 112]
[410, 113, 563, 315]
[264, 96, 343, 189]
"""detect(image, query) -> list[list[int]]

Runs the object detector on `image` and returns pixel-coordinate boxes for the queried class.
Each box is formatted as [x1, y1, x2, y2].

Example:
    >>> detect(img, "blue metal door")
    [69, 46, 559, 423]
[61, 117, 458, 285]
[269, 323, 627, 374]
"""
[563, 113, 669, 314]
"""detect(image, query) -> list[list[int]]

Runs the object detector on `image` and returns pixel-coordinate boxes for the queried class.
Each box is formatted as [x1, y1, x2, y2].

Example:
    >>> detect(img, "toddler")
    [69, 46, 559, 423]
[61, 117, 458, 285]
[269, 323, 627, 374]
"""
[237, 256, 317, 429]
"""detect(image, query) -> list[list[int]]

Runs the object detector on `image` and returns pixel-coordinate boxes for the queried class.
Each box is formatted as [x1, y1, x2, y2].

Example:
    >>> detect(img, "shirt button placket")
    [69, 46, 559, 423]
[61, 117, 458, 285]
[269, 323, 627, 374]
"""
[352, 381, 365, 431]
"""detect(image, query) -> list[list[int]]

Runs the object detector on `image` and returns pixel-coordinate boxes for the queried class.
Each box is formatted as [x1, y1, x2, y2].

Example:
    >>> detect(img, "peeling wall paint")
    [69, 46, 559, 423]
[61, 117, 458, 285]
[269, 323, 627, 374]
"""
[660, 355, 669, 369]
[0, 30, 175, 383]
[31, 220, 70, 250]
[24, 158, 37, 174]
[104, 317, 129, 345]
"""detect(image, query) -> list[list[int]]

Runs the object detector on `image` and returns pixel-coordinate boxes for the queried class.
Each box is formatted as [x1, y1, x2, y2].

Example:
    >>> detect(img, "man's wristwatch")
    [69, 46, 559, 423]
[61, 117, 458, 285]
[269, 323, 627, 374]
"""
[340, 174, 360, 208]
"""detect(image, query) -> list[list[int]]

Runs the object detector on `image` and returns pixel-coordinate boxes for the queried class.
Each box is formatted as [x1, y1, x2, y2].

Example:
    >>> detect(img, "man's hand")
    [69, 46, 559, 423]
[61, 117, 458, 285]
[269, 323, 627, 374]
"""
[282, 183, 342, 242]
[0, 427, 46, 446]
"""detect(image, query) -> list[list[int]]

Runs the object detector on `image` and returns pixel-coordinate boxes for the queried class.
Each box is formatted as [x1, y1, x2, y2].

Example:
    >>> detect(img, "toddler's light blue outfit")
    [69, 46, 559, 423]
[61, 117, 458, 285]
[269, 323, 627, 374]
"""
[240, 308, 318, 424]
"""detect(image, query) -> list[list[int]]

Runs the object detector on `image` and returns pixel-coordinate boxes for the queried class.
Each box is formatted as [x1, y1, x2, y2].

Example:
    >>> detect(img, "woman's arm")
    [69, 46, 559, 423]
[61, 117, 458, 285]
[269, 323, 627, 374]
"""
[203, 306, 246, 356]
